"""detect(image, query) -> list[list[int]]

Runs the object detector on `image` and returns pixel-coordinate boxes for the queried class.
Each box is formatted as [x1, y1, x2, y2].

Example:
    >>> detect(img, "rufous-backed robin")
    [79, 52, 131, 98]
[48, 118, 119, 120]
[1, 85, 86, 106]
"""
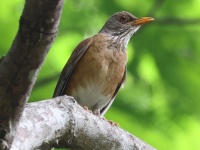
[53, 11, 154, 116]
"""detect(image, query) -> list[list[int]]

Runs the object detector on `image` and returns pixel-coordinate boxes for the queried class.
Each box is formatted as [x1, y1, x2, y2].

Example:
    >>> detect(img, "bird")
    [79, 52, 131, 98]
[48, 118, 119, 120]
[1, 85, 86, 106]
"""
[53, 11, 154, 117]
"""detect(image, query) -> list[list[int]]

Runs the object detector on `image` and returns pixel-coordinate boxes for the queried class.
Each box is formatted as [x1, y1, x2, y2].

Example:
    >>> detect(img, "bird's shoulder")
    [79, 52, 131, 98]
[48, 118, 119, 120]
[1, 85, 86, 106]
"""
[66, 37, 92, 64]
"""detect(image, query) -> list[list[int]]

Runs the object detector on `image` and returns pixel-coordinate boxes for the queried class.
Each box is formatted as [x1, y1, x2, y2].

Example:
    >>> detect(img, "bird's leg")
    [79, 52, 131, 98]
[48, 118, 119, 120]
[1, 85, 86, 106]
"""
[83, 106, 101, 116]
[84, 106, 119, 126]
[92, 108, 100, 116]
[83, 106, 93, 113]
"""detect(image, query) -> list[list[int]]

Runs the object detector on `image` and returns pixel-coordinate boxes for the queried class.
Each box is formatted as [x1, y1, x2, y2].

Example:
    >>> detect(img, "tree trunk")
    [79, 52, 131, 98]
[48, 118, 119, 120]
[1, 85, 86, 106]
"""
[0, 0, 63, 148]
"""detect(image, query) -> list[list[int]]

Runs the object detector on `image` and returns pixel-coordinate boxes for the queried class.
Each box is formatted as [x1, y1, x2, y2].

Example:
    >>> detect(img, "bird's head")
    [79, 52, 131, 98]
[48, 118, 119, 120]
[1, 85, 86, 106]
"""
[99, 11, 154, 38]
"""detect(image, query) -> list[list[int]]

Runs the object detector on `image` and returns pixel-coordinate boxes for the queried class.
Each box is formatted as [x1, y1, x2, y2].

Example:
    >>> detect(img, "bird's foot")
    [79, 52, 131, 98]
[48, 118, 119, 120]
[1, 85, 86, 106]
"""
[83, 106, 93, 113]
[108, 120, 119, 126]
[102, 117, 119, 126]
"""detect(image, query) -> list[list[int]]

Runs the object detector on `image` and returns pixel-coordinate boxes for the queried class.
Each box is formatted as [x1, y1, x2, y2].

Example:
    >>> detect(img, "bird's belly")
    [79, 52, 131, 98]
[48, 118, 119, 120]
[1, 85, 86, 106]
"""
[72, 82, 111, 110]
[65, 39, 127, 111]
[68, 58, 113, 110]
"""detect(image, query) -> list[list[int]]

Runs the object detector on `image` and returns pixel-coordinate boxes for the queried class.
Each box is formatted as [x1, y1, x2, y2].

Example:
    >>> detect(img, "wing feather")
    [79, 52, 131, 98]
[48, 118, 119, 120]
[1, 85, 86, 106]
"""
[100, 67, 126, 116]
[53, 38, 92, 97]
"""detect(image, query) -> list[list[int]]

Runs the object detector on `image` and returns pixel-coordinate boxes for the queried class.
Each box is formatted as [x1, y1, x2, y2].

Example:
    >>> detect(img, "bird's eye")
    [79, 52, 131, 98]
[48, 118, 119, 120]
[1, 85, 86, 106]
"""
[119, 15, 128, 23]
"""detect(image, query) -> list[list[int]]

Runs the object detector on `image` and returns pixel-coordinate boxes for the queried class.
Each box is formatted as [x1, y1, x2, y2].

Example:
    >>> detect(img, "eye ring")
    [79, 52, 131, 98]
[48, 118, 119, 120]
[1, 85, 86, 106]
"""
[119, 15, 128, 22]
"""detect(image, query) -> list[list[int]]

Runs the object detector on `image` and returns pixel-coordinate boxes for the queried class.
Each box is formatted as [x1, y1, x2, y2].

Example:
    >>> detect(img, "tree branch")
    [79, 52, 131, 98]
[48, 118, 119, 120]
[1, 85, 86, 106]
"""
[0, 0, 64, 148]
[11, 96, 155, 150]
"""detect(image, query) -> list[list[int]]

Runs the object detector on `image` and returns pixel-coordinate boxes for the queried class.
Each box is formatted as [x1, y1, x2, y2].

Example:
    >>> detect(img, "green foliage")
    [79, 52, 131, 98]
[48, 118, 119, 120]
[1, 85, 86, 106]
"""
[1, 0, 200, 149]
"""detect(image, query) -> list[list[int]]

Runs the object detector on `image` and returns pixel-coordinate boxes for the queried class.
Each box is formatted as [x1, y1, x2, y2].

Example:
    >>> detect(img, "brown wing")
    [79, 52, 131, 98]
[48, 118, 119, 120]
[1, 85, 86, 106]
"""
[53, 38, 92, 97]
[100, 67, 126, 116]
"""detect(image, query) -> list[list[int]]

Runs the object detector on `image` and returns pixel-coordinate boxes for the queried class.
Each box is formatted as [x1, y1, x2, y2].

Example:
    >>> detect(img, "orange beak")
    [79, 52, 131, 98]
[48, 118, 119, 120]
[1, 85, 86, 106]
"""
[132, 17, 155, 26]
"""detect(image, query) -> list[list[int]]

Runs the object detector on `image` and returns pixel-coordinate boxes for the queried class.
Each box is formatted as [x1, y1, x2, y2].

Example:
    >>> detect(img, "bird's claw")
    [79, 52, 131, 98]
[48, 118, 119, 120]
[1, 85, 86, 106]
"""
[83, 106, 93, 113]
[107, 120, 119, 126]
[101, 117, 119, 126]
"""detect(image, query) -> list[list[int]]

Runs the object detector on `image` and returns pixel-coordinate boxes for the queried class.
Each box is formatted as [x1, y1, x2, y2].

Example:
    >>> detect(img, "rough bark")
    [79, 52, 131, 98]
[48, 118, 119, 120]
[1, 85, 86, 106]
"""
[0, 0, 63, 148]
[11, 96, 156, 150]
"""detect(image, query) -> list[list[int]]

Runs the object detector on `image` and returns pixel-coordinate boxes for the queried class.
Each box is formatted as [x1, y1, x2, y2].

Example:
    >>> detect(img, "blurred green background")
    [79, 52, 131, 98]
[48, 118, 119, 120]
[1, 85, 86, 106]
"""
[1, 0, 200, 149]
